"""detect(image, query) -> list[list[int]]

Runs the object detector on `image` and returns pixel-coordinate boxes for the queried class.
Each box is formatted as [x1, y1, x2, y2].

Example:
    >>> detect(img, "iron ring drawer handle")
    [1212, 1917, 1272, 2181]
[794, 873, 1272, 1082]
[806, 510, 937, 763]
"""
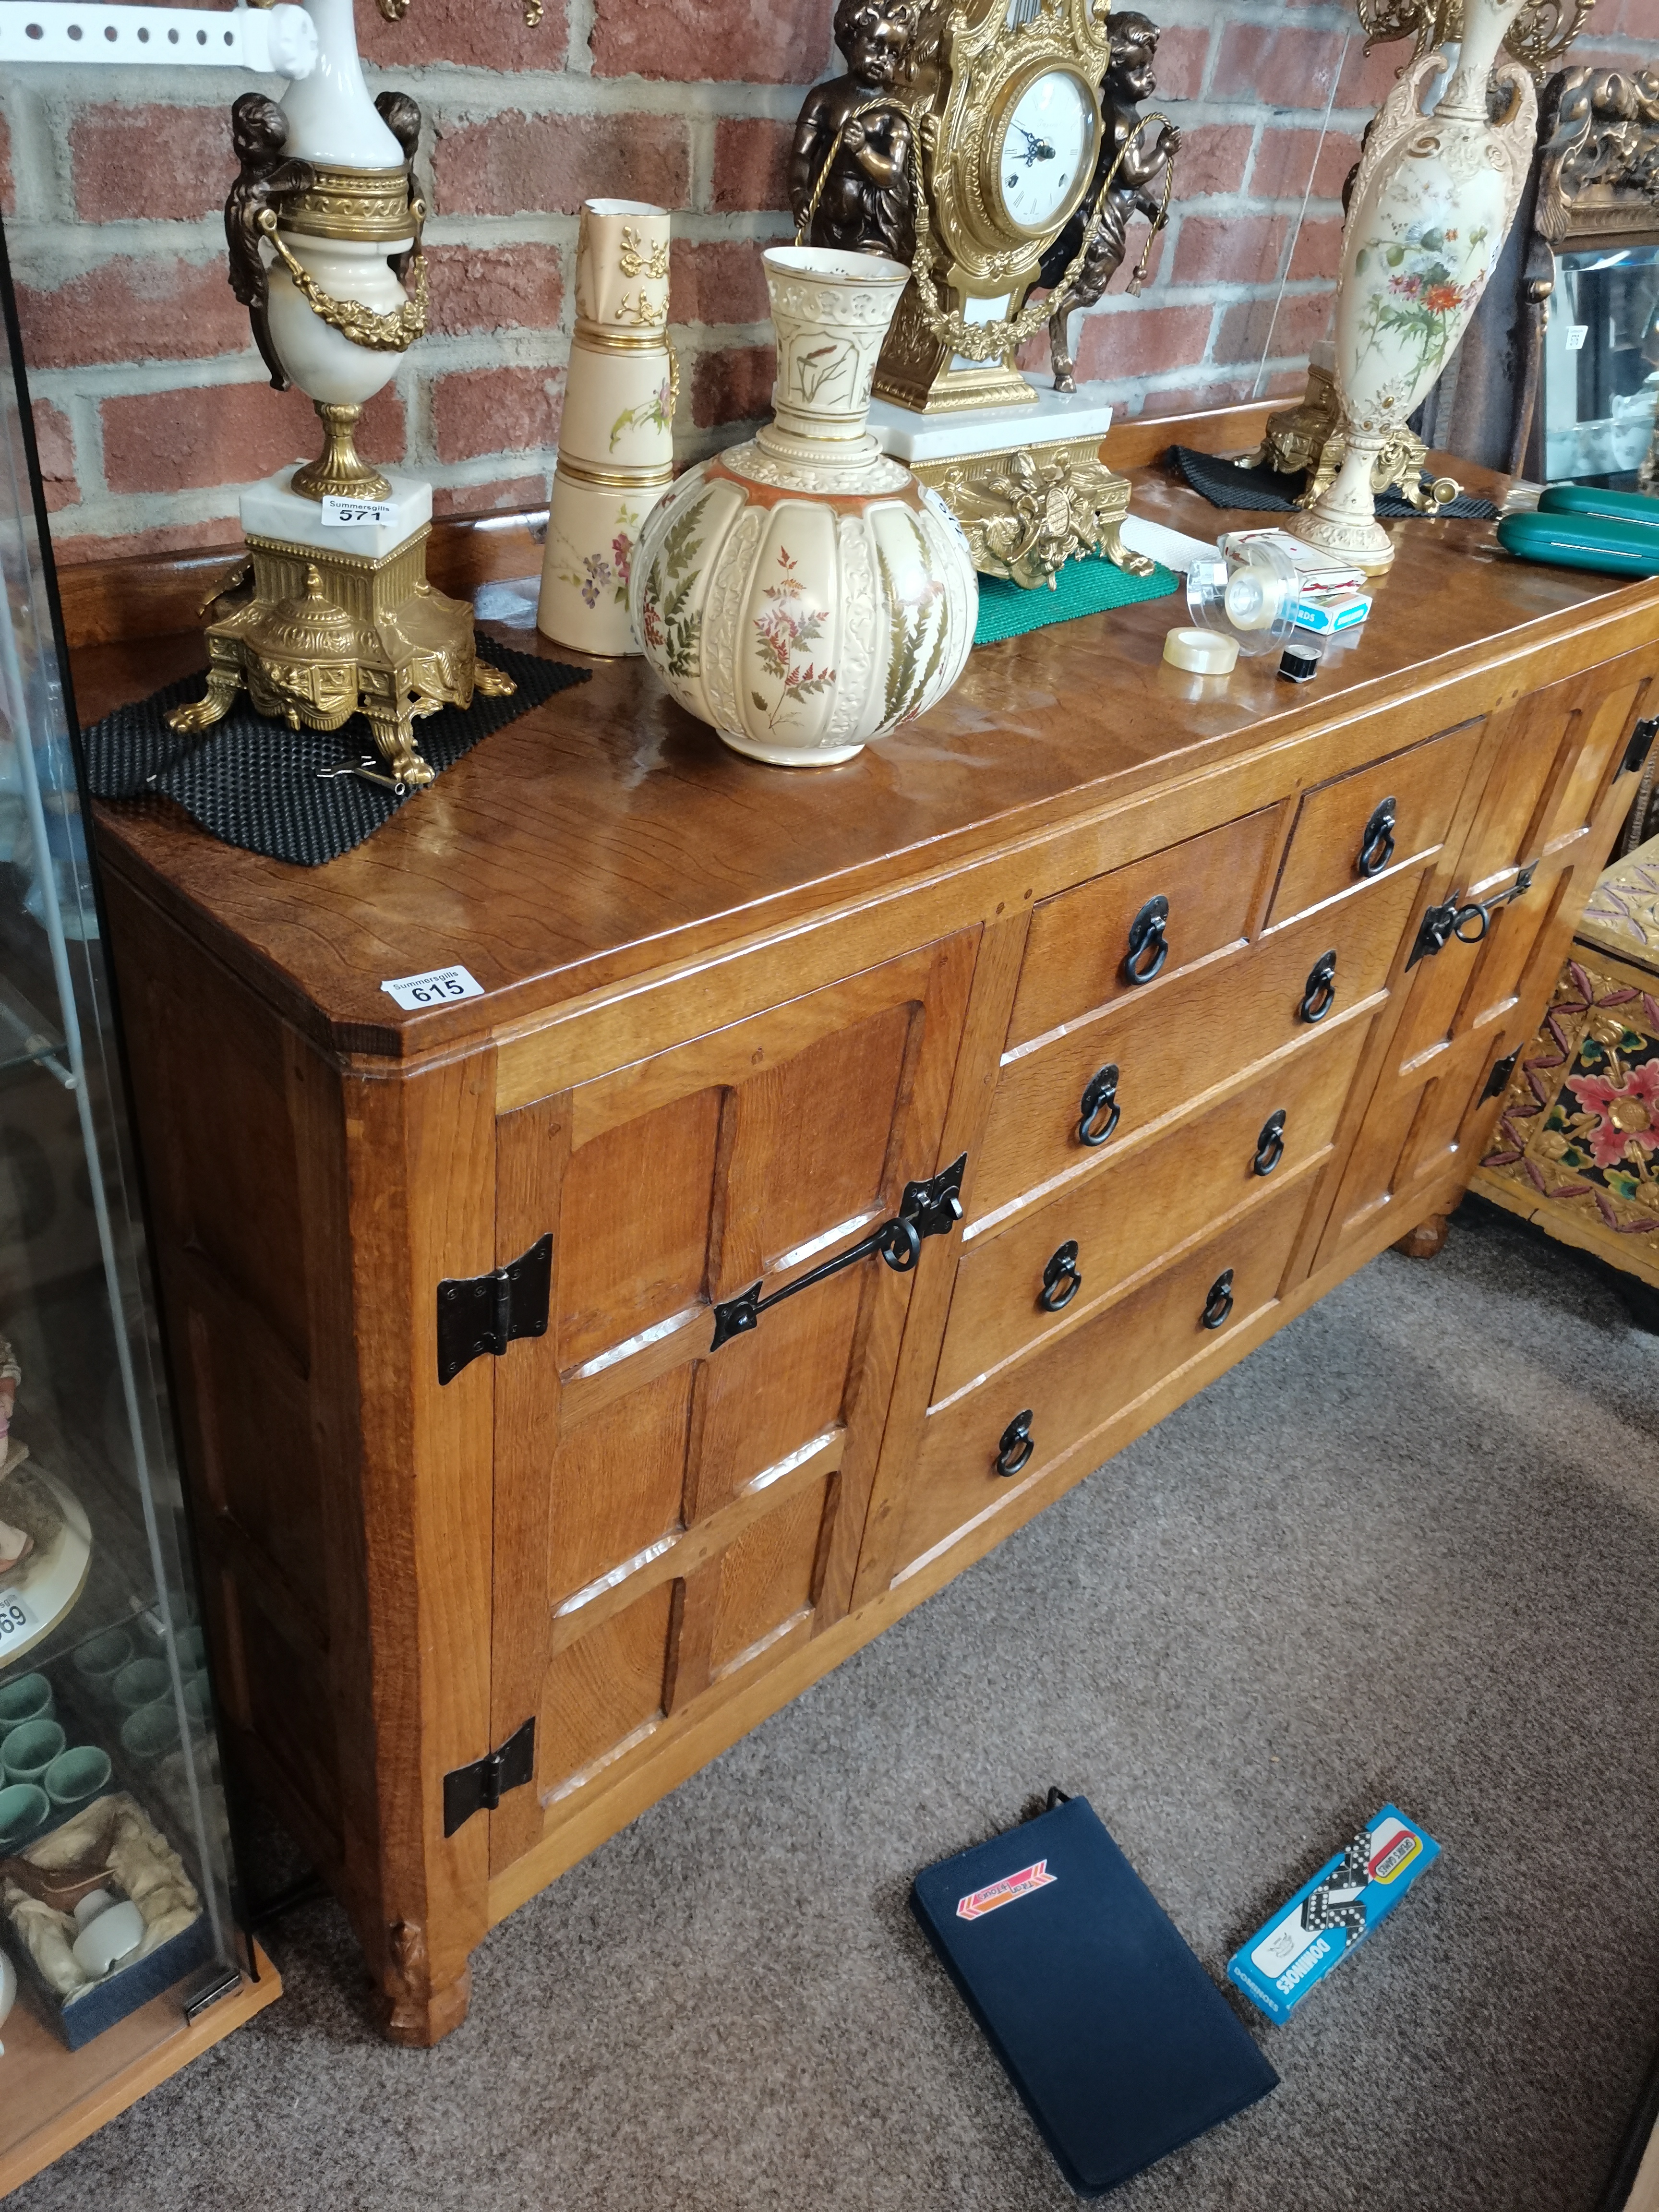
[1077, 1063, 1121, 1147]
[1122, 896, 1170, 987]
[1298, 950, 1338, 1023]
[1201, 1269, 1236, 1331]
[1356, 796, 1398, 878]
[1039, 1240, 1082, 1311]
[1252, 1111, 1286, 1177]
[996, 1410, 1035, 1477]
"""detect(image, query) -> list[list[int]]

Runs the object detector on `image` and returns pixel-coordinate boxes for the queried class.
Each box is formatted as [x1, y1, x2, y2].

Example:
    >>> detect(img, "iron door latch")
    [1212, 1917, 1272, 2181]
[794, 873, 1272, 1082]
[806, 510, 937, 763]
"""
[436, 1233, 553, 1385]
[1407, 862, 1536, 969]
[1623, 715, 1659, 777]
[1481, 1049, 1521, 1103]
[709, 1153, 967, 1353]
[444, 1717, 535, 1837]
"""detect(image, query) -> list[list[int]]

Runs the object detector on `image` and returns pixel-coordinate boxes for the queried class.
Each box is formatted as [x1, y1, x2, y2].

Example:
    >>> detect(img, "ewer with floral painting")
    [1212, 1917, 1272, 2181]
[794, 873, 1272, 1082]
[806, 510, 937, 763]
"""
[630, 246, 978, 767]
[1293, 0, 1538, 572]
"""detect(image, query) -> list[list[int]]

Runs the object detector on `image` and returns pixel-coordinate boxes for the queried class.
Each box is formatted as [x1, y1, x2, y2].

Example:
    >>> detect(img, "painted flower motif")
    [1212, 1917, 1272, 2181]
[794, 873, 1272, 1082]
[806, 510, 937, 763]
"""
[1564, 1058, 1659, 1170]
[611, 531, 633, 591]
[579, 551, 614, 608]
[751, 547, 835, 731]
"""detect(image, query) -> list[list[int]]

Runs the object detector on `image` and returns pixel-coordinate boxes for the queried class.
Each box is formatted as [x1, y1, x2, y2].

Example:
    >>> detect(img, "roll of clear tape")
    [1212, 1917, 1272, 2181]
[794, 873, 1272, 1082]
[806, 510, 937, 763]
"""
[1163, 627, 1239, 674]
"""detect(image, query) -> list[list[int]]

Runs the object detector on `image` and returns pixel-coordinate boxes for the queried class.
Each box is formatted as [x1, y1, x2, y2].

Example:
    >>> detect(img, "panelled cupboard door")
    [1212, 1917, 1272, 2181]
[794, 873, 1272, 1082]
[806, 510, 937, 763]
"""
[483, 931, 976, 1878]
[1321, 649, 1658, 1254]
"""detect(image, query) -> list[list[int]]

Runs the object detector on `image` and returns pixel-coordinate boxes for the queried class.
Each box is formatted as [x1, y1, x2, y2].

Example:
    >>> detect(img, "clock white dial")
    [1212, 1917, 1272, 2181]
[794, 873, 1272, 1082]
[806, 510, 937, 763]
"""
[997, 70, 1094, 235]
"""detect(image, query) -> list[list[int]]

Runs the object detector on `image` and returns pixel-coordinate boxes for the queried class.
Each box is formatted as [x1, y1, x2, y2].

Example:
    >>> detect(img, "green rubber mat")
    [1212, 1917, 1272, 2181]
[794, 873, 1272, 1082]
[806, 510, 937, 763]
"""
[973, 553, 1179, 647]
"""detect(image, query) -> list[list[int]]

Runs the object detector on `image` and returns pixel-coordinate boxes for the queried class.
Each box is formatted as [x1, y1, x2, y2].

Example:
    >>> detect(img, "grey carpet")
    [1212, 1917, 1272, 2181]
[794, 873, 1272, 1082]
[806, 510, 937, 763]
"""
[12, 1204, 1659, 2212]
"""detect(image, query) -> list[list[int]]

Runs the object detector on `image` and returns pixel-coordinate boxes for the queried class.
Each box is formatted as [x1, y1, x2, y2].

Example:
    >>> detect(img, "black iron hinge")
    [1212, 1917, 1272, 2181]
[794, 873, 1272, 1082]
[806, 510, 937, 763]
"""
[1407, 862, 1537, 969]
[1623, 715, 1659, 778]
[710, 1153, 967, 1353]
[436, 1234, 553, 1385]
[1481, 1049, 1521, 1103]
[443, 1717, 535, 1837]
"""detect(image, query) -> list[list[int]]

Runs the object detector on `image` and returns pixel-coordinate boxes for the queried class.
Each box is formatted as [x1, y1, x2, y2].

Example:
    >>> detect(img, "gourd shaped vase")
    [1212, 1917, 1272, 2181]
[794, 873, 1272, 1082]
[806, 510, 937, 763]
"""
[630, 246, 978, 767]
[1293, 0, 1538, 572]
[539, 199, 674, 656]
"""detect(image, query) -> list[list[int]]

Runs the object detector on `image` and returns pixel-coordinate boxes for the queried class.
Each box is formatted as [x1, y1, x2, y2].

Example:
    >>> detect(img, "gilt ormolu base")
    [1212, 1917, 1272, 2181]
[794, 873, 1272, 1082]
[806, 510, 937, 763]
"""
[170, 526, 514, 788]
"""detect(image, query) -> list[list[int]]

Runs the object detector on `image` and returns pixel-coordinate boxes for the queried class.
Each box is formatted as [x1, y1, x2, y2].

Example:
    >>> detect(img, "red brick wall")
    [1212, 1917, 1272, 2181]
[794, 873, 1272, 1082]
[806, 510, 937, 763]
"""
[1, 0, 1649, 563]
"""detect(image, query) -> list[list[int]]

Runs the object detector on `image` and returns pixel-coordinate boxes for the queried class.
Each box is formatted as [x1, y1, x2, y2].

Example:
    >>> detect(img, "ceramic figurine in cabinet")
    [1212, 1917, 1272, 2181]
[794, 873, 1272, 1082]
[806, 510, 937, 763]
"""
[0, 1338, 24, 1577]
[1040, 11, 1180, 394]
[789, 0, 926, 265]
[538, 200, 675, 657]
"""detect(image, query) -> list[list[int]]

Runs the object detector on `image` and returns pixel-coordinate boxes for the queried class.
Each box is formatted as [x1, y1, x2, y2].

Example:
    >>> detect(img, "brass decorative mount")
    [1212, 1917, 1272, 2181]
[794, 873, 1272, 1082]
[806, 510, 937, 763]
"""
[1244, 361, 1463, 513]
[1355, 0, 1596, 73]
[291, 401, 393, 504]
[915, 436, 1150, 590]
[164, 532, 515, 788]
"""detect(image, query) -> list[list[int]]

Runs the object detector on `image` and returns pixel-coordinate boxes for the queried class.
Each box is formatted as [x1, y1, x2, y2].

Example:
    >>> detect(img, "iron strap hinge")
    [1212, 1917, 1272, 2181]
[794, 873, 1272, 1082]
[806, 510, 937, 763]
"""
[1481, 1048, 1521, 1103]
[436, 1233, 553, 1386]
[443, 1717, 536, 1838]
[709, 1153, 968, 1353]
[1623, 715, 1659, 778]
[1407, 862, 1537, 969]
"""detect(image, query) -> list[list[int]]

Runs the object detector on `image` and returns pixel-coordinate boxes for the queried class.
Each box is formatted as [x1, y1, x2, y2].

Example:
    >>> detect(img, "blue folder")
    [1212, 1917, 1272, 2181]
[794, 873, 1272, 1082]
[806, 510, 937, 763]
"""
[911, 1795, 1278, 2196]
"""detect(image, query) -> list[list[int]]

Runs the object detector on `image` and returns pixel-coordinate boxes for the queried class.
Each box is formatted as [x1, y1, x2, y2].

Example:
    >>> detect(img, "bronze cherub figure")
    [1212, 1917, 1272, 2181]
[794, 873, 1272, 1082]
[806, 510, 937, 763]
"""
[1039, 11, 1180, 393]
[789, 0, 926, 265]
[224, 93, 315, 392]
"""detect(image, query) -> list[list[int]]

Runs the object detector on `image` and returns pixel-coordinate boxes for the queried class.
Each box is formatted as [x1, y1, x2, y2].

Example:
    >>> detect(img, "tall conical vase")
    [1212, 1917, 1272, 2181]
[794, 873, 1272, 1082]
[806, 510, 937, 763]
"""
[630, 247, 978, 767]
[538, 199, 674, 656]
[1293, 0, 1538, 573]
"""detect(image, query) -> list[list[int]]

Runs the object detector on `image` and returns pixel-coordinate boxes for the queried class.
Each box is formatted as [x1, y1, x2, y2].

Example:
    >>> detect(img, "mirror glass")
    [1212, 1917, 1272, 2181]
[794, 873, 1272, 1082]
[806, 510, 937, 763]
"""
[1542, 240, 1659, 488]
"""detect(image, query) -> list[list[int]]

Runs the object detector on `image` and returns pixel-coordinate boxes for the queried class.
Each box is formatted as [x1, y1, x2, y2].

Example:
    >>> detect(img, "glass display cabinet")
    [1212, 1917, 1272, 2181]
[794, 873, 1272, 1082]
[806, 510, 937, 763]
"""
[0, 222, 278, 2193]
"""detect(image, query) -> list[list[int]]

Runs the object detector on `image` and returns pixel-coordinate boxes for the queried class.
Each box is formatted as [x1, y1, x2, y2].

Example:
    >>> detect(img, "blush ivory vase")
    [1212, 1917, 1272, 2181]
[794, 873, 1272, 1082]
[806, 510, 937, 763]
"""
[629, 246, 978, 767]
[538, 200, 674, 657]
[1293, 0, 1538, 572]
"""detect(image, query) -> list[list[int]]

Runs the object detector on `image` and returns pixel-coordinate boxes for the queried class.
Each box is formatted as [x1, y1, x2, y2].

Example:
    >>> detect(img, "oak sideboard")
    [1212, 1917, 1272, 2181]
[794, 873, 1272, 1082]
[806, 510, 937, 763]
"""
[69, 413, 1659, 2044]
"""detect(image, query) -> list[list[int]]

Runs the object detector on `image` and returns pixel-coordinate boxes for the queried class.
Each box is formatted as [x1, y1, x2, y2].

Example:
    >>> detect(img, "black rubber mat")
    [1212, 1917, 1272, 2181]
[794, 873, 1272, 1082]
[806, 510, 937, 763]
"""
[82, 638, 588, 866]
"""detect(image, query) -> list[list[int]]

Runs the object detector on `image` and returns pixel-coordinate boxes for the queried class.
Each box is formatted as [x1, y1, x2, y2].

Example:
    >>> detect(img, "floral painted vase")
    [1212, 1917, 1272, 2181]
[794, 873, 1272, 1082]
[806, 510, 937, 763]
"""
[629, 246, 978, 767]
[1293, 0, 1539, 572]
[538, 200, 675, 656]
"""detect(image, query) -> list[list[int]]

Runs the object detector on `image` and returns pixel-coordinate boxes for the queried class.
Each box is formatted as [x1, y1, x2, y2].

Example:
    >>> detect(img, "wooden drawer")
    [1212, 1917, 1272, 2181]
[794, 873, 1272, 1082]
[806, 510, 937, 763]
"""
[1265, 719, 1483, 930]
[891, 1170, 1314, 1581]
[934, 1013, 1367, 1404]
[1007, 806, 1285, 1048]
[975, 866, 1424, 1221]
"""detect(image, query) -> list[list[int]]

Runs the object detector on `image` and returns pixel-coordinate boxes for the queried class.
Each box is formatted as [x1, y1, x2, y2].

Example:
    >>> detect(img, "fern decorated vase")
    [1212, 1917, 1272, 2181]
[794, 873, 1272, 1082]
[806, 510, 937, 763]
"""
[629, 246, 978, 767]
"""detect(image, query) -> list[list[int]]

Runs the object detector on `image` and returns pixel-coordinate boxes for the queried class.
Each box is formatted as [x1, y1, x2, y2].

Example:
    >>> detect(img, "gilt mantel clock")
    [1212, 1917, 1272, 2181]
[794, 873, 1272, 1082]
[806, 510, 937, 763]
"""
[874, 0, 1113, 413]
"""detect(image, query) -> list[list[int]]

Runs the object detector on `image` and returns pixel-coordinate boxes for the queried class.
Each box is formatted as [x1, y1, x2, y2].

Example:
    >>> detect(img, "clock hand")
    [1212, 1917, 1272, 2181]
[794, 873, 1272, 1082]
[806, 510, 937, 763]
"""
[1012, 127, 1058, 164]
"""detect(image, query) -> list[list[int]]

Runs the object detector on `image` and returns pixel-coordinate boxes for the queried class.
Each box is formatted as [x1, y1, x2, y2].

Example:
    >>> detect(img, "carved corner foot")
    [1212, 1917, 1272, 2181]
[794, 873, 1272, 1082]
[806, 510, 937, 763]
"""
[165, 676, 240, 736]
[1394, 1213, 1451, 1260]
[1101, 527, 1155, 579]
[364, 716, 437, 789]
[473, 664, 517, 698]
[376, 1923, 472, 2046]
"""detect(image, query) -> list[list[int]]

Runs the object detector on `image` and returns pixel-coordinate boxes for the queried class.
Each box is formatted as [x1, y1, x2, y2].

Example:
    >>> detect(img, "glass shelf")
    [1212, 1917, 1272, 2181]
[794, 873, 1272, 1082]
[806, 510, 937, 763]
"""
[0, 212, 270, 2184]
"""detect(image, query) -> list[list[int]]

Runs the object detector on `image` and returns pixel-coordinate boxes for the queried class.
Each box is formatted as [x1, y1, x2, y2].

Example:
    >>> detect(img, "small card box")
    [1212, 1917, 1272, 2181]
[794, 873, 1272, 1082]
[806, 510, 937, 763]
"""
[1226, 1803, 1439, 2026]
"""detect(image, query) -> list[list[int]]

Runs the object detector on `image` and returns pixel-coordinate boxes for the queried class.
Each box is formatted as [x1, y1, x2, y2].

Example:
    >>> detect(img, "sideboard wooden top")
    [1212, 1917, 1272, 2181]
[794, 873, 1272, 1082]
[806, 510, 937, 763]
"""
[80, 437, 1659, 1063]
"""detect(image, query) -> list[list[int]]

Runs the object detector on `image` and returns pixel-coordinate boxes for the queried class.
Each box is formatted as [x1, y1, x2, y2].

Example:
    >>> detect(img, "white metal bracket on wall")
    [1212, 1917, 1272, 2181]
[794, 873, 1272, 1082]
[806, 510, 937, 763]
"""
[0, 2, 318, 75]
